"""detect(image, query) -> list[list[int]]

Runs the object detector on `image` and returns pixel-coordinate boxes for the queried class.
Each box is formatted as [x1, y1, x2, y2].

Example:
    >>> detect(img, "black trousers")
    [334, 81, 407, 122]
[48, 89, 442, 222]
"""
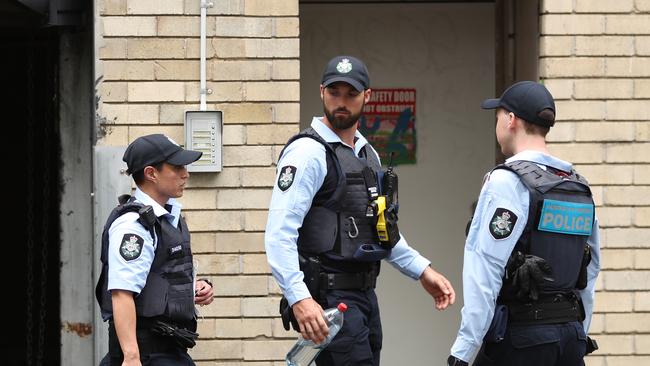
[103, 321, 195, 366]
[100, 349, 195, 366]
[473, 321, 587, 366]
[315, 289, 382, 366]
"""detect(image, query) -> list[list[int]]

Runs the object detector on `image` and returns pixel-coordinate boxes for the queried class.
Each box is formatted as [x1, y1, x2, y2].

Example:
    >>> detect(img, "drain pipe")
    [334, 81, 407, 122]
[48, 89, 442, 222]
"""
[200, 0, 213, 111]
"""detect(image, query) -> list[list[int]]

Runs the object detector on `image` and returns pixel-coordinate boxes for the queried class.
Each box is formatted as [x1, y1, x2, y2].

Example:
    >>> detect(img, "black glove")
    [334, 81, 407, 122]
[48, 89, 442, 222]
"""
[509, 252, 554, 301]
[447, 355, 468, 366]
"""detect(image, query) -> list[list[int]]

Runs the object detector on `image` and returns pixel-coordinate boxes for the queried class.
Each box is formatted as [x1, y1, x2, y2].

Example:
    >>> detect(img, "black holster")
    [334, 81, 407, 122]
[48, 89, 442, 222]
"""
[279, 296, 300, 332]
[586, 336, 598, 354]
[278, 254, 324, 332]
[300, 254, 325, 302]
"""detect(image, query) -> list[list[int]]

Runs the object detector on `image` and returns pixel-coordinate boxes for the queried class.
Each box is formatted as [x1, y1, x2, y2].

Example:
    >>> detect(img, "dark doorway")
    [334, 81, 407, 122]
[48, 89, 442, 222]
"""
[1, 25, 62, 366]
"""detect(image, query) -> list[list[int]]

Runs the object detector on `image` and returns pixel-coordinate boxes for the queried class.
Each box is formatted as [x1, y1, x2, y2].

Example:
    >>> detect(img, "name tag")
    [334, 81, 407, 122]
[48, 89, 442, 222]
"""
[538, 199, 594, 236]
[168, 244, 184, 258]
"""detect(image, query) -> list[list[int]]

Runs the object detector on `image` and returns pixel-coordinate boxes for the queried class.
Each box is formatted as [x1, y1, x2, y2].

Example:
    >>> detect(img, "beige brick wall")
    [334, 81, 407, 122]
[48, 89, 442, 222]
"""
[542, 1, 650, 365]
[96, 0, 299, 363]
[96, 0, 648, 363]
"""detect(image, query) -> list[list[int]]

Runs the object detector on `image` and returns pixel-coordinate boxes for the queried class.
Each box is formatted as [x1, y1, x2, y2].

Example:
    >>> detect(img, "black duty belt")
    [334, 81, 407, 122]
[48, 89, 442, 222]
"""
[507, 294, 585, 325]
[320, 270, 377, 291]
[108, 318, 186, 358]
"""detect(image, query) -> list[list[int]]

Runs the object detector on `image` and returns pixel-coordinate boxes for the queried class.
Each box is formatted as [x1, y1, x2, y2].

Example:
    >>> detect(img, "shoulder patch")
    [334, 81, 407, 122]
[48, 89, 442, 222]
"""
[119, 234, 144, 261]
[277, 165, 297, 191]
[489, 208, 518, 240]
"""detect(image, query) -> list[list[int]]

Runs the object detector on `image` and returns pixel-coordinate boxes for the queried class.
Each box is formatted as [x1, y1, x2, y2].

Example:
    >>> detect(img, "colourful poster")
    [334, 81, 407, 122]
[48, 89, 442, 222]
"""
[360, 88, 416, 165]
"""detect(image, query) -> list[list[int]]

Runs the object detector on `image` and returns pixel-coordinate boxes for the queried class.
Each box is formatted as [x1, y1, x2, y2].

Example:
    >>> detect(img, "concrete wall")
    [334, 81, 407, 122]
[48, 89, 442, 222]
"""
[301, 3, 495, 363]
[60, 28, 95, 365]
[540, 0, 650, 364]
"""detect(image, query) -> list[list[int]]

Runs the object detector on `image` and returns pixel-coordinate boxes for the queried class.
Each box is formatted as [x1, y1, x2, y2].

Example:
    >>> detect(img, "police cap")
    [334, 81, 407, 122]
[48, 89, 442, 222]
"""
[481, 81, 556, 127]
[123, 134, 202, 174]
[321, 55, 370, 92]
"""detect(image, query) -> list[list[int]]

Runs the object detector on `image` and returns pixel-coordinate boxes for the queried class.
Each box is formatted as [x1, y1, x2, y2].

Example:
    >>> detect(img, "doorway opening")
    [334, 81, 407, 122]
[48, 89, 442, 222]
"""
[2, 25, 62, 366]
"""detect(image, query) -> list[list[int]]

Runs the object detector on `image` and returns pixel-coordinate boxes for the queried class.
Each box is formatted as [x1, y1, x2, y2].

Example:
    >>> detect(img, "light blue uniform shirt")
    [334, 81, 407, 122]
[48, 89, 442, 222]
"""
[265, 117, 431, 306]
[107, 188, 184, 294]
[450, 150, 601, 362]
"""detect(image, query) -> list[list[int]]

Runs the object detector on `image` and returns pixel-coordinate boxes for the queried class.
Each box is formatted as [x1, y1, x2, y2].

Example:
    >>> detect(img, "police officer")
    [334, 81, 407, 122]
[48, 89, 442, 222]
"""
[96, 134, 214, 366]
[447, 81, 601, 366]
[265, 55, 456, 366]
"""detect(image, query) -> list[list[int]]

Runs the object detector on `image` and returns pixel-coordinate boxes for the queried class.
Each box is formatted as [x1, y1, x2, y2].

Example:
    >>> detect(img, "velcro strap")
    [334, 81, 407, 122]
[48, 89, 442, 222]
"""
[320, 271, 377, 290]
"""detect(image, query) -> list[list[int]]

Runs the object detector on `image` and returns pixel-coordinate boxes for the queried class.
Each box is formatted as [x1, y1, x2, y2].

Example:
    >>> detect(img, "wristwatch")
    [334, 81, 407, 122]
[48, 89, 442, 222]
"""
[199, 278, 213, 288]
[447, 355, 468, 366]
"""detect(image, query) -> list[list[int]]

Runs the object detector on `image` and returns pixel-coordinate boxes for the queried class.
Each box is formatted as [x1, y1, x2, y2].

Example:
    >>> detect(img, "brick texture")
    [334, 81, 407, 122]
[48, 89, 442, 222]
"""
[541, 1, 649, 363]
[97, 1, 299, 363]
[96, 0, 649, 363]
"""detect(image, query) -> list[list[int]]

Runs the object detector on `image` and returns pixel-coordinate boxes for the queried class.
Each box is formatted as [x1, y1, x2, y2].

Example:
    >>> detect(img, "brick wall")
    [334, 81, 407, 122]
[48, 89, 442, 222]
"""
[96, 0, 299, 364]
[541, 1, 650, 365]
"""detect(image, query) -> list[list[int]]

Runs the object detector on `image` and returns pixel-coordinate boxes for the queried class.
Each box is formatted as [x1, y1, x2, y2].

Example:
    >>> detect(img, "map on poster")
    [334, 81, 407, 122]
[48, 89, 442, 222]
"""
[360, 88, 416, 165]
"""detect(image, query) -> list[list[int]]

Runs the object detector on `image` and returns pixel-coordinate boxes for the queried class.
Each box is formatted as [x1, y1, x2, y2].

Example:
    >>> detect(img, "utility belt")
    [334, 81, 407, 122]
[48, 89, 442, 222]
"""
[505, 293, 585, 325]
[300, 254, 379, 298]
[280, 255, 379, 332]
[321, 268, 378, 291]
[108, 317, 198, 360]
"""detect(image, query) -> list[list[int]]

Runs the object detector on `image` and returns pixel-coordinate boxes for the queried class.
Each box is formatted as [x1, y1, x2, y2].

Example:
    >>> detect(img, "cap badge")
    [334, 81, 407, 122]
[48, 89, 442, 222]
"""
[336, 59, 352, 74]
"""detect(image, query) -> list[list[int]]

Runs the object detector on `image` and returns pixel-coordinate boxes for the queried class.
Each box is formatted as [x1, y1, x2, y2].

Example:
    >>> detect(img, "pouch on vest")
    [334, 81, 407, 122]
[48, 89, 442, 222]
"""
[353, 243, 391, 262]
[135, 271, 168, 318]
[297, 206, 338, 254]
[484, 304, 508, 343]
[575, 244, 591, 290]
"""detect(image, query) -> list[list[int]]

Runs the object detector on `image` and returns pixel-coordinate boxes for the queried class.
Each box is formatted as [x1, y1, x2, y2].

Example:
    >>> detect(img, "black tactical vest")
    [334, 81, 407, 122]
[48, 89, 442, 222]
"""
[95, 197, 196, 329]
[280, 128, 386, 267]
[496, 160, 595, 302]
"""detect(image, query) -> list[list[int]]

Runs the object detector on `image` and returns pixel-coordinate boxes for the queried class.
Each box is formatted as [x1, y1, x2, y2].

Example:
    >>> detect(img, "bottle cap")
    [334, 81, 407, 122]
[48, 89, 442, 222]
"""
[337, 303, 348, 312]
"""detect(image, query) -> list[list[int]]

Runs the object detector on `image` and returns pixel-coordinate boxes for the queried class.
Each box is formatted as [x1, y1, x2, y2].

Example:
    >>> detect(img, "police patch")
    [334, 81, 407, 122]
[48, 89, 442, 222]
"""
[538, 199, 594, 236]
[120, 234, 144, 261]
[277, 165, 297, 191]
[489, 208, 518, 240]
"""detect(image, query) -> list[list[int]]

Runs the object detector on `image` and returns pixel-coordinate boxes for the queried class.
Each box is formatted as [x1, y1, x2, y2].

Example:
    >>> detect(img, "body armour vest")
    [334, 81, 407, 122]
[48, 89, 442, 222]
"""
[280, 128, 386, 266]
[95, 198, 196, 329]
[495, 160, 595, 302]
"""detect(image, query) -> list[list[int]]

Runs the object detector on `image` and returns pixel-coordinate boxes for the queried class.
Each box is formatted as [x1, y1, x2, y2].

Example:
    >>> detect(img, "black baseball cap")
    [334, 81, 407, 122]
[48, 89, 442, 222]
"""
[481, 81, 556, 127]
[321, 55, 370, 92]
[123, 134, 202, 174]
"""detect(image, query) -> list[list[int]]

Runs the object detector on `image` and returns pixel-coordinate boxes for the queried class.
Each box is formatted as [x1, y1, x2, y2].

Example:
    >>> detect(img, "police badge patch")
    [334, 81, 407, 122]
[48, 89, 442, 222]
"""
[336, 58, 352, 73]
[489, 208, 518, 240]
[277, 165, 297, 191]
[120, 234, 144, 261]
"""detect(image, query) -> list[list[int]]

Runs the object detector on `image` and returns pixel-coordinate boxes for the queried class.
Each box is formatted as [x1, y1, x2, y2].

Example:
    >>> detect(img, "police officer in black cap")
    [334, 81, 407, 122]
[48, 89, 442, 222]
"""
[96, 134, 214, 366]
[447, 81, 601, 366]
[265, 55, 456, 365]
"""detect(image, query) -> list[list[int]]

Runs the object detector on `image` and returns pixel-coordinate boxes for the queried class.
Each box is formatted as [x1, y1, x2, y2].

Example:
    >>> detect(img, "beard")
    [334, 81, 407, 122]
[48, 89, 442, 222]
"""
[324, 104, 364, 130]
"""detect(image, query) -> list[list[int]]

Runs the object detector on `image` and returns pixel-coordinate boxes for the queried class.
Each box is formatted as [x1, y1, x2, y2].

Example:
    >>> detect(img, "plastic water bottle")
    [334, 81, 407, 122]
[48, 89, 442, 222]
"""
[286, 303, 348, 366]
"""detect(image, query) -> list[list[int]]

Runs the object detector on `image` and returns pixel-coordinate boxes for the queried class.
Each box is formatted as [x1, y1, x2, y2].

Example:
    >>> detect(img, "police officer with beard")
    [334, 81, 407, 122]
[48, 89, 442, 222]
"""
[265, 55, 456, 366]
[96, 134, 214, 366]
[447, 82, 601, 366]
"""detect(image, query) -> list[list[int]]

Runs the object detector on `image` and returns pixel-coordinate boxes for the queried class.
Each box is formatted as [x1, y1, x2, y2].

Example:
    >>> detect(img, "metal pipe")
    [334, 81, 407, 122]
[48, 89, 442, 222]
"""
[200, 0, 213, 111]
